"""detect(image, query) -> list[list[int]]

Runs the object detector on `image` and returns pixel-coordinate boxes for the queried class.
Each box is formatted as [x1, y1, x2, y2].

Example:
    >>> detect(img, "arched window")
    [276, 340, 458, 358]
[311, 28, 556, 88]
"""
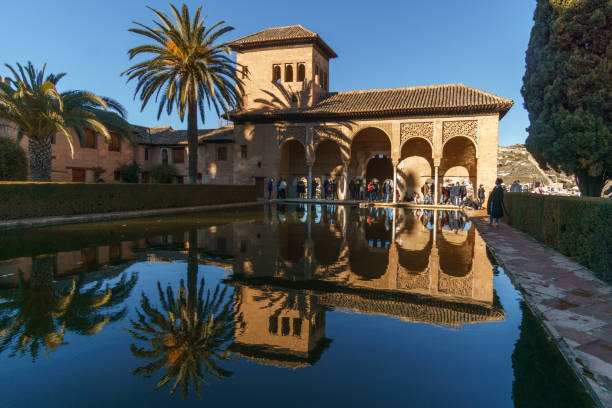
[272, 65, 281, 83]
[297, 63, 306, 82]
[314, 65, 320, 85]
[162, 149, 168, 164]
[285, 64, 293, 82]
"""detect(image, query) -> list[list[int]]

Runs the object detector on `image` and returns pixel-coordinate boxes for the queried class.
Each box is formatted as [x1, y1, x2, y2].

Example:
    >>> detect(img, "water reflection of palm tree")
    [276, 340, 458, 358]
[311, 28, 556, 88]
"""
[0, 255, 137, 360]
[127, 231, 235, 399]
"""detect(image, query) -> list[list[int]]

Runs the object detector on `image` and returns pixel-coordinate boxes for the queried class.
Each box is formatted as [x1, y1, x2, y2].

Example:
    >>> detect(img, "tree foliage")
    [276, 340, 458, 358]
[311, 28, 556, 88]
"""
[0, 62, 133, 181]
[522, 0, 611, 196]
[123, 3, 244, 184]
[149, 163, 179, 183]
[0, 137, 27, 180]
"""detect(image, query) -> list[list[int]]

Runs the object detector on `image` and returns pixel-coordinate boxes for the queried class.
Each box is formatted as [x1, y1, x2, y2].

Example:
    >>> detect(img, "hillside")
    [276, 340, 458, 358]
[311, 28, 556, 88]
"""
[497, 144, 575, 189]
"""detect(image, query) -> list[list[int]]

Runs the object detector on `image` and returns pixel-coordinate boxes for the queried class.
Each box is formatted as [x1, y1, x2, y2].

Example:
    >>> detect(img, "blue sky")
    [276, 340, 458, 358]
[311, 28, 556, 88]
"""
[2, 0, 536, 146]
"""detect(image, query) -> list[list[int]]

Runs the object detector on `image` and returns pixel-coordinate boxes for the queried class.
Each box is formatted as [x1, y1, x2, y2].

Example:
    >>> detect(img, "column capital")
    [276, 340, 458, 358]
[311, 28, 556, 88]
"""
[433, 159, 441, 167]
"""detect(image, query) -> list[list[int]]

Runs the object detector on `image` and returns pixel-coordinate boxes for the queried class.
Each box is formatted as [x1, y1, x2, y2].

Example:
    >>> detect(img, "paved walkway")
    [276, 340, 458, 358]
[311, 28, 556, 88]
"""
[0, 201, 265, 231]
[472, 212, 612, 407]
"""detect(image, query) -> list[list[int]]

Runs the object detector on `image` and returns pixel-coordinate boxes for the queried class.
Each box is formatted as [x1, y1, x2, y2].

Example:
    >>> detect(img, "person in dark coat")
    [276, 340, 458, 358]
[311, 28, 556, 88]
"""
[487, 178, 505, 226]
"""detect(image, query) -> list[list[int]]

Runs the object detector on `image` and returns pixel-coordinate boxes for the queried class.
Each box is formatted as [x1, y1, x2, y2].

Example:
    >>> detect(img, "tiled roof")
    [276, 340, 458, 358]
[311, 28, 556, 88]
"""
[132, 126, 233, 145]
[227, 83, 514, 121]
[229, 25, 337, 58]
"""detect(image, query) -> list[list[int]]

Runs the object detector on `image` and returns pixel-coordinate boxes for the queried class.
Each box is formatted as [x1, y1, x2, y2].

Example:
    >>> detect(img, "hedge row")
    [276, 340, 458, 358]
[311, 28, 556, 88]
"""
[0, 182, 258, 220]
[504, 193, 611, 283]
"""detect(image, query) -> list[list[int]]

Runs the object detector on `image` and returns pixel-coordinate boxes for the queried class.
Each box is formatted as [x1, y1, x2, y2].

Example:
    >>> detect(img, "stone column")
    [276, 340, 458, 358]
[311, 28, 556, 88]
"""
[307, 163, 313, 199]
[342, 164, 348, 201]
[434, 165, 439, 205]
[392, 161, 398, 203]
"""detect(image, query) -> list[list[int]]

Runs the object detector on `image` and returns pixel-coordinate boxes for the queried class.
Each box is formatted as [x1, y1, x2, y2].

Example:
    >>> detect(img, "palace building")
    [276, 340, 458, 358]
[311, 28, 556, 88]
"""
[2, 25, 513, 197]
[225, 25, 514, 200]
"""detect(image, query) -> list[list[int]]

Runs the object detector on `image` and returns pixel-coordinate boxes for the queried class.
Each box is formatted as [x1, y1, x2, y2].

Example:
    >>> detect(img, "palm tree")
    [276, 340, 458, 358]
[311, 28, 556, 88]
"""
[0, 257, 138, 360]
[127, 279, 235, 399]
[0, 62, 133, 181]
[122, 3, 244, 184]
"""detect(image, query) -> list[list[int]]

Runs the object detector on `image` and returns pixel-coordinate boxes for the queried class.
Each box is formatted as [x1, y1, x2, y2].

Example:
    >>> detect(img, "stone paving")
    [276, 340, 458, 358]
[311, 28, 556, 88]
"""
[472, 211, 612, 407]
[0, 201, 264, 231]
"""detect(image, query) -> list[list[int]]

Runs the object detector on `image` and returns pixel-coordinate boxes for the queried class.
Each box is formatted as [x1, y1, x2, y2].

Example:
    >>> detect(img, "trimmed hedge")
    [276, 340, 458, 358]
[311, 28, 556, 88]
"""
[504, 193, 611, 283]
[0, 183, 257, 220]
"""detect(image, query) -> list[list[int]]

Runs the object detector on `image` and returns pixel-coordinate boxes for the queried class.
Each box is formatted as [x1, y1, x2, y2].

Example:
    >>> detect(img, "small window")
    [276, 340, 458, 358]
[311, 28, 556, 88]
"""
[113, 170, 121, 181]
[162, 149, 168, 164]
[242, 66, 249, 79]
[240, 144, 247, 159]
[314, 65, 320, 85]
[284, 64, 293, 82]
[293, 318, 302, 337]
[144, 148, 149, 160]
[82, 129, 97, 149]
[272, 65, 281, 83]
[281, 317, 290, 336]
[172, 147, 184, 163]
[217, 146, 227, 161]
[176, 176, 184, 184]
[109, 132, 120, 152]
[297, 63, 306, 82]
[269, 316, 278, 334]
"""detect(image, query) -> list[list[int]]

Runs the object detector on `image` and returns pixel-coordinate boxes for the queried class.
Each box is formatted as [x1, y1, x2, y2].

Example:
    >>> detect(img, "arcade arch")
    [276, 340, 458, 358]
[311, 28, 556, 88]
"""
[440, 137, 477, 194]
[279, 139, 307, 198]
[397, 138, 433, 201]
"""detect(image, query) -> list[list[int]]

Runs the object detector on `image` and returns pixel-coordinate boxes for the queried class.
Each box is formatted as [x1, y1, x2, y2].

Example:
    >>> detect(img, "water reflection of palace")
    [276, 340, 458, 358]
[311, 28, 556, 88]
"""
[222, 205, 504, 368]
[0, 205, 504, 370]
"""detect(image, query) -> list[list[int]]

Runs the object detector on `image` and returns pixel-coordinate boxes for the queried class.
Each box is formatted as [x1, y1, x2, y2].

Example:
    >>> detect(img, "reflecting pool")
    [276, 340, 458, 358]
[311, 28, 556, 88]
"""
[0, 205, 592, 407]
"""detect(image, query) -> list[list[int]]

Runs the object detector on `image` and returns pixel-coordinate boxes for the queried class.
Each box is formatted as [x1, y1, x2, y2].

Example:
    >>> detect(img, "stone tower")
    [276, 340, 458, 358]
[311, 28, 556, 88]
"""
[229, 25, 338, 110]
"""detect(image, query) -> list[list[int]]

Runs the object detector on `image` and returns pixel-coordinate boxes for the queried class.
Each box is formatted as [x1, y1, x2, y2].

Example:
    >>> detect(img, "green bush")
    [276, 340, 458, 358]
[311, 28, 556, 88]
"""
[0, 137, 27, 181]
[0, 183, 258, 221]
[117, 162, 140, 183]
[149, 163, 179, 183]
[505, 193, 611, 283]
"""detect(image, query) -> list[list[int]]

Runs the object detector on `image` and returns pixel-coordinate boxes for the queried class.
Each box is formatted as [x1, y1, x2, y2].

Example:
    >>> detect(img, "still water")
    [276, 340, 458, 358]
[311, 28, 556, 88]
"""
[0, 205, 592, 407]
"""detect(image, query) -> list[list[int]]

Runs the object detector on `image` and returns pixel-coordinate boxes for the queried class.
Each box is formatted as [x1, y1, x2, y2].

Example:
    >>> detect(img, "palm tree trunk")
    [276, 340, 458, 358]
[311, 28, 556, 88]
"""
[187, 230, 198, 313]
[28, 136, 52, 181]
[187, 95, 198, 184]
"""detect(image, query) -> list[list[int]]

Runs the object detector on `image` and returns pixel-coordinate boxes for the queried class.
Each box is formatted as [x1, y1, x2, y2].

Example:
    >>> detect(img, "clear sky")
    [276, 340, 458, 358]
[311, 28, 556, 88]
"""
[2, 0, 536, 146]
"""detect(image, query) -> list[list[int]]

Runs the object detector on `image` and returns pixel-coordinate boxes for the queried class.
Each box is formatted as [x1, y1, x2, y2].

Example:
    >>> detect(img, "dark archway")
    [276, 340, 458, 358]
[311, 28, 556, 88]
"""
[348, 127, 391, 182]
[279, 139, 307, 198]
[366, 155, 393, 183]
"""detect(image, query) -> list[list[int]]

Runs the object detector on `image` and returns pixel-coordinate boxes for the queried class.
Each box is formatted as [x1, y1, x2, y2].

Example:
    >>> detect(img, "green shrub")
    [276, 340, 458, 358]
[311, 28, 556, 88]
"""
[117, 162, 140, 183]
[149, 163, 179, 183]
[0, 183, 258, 221]
[0, 137, 27, 181]
[505, 193, 611, 283]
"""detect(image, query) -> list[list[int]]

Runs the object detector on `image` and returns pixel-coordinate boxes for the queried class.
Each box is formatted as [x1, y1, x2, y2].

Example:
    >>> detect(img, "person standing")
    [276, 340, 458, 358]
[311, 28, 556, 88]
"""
[477, 184, 485, 209]
[268, 177, 275, 200]
[349, 179, 356, 200]
[510, 180, 522, 192]
[487, 178, 505, 227]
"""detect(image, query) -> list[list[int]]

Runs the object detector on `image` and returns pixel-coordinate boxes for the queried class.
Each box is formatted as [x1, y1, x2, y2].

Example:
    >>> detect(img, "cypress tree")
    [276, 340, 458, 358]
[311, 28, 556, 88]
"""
[522, 0, 611, 197]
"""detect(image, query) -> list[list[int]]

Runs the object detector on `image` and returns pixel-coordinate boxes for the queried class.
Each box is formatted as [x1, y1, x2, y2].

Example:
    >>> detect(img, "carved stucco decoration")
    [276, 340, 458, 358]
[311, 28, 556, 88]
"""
[442, 120, 478, 145]
[400, 122, 434, 146]
[313, 126, 347, 147]
[276, 125, 306, 146]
